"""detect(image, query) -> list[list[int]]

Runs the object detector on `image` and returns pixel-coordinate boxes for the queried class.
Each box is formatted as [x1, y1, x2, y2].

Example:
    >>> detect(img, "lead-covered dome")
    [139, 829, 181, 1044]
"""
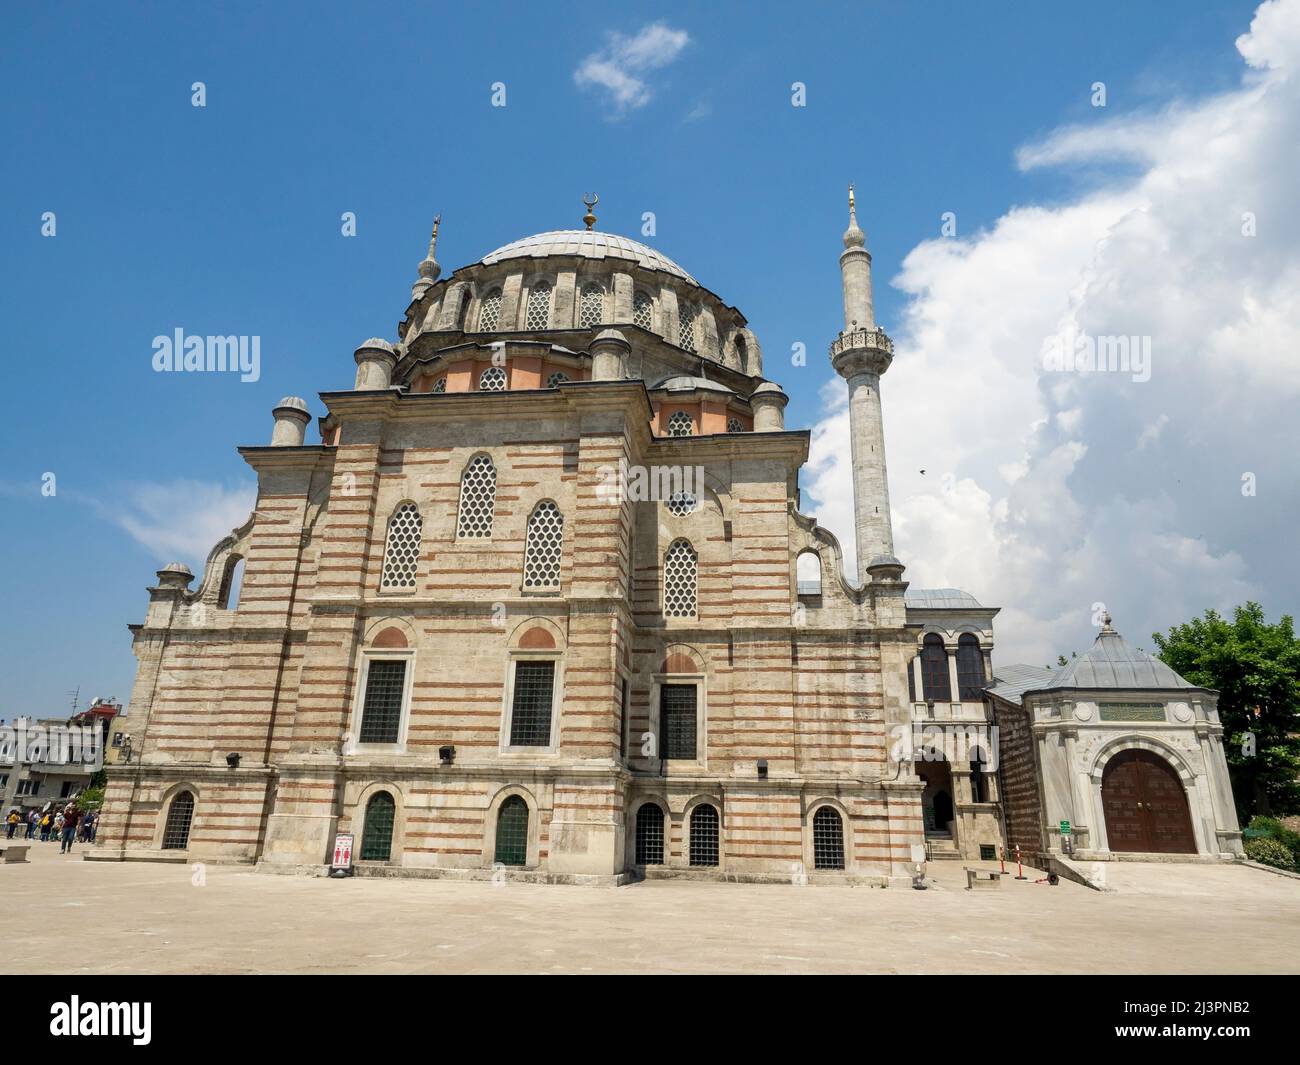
[481, 230, 696, 284]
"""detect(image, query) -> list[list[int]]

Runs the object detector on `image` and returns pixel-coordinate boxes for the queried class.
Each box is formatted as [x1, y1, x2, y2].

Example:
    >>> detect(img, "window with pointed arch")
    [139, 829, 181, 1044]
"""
[956, 633, 986, 700]
[726, 417, 744, 433]
[525, 281, 552, 330]
[689, 803, 719, 867]
[456, 454, 497, 538]
[635, 802, 665, 865]
[431, 376, 447, 393]
[380, 502, 422, 590]
[579, 283, 603, 328]
[495, 796, 529, 866]
[663, 538, 697, 618]
[478, 365, 506, 391]
[161, 790, 195, 850]
[478, 288, 503, 331]
[812, 806, 844, 870]
[678, 302, 698, 352]
[666, 410, 693, 437]
[522, 500, 563, 590]
[360, 791, 396, 861]
[920, 633, 952, 702]
[633, 290, 653, 331]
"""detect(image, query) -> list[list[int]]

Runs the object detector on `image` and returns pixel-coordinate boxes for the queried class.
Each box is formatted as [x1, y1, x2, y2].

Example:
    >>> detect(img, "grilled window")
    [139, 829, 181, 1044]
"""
[456, 454, 497, 538]
[380, 502, 422, 590]
[579, 283, 603, 328]
[633, 290, 653, 330]
[478, 289, 502, 331]
[667, 410, 693, 437]
[635, 803, 664, 865]
[678, 303, 698, 352]
[690, 803, 719, 867]
[666, 490, 697, 517]
[358, 660, 407, 744]
[478, 365, 506, 391]
[546, 371, 569, 388]
[956, 634, 986, 700]
[522, 500, 563, 589]
[509, 660, 555, 747]
[813, 806, 845, 870]
[525, 281, 551, 330]
[161, 791, 195, 850]
[920, 633, 952, 702]
[360, 792, 395, 861]
[431, 377, 447, 393]
[494, 796, 529, 866]
[726, 417, 744, 433]
[661, 683, 697, 760]
[663, 539, 697, 619]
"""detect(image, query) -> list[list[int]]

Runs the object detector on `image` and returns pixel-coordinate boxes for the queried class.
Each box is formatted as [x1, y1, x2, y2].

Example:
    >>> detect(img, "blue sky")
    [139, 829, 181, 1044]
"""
[0, 0, 1284, 716]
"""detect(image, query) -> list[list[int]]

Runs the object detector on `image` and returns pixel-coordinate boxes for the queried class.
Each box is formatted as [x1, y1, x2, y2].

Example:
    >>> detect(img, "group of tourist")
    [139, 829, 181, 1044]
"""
[4, 803, 98, 852]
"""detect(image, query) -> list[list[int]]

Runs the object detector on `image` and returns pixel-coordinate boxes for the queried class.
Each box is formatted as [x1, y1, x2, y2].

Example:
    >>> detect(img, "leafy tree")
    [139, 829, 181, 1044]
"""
[1153, 603, 1300, 820]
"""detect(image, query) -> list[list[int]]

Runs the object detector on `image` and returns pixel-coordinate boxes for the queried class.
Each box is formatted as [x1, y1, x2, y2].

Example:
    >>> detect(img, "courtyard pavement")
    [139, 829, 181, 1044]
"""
[2, 841, 1296, 973]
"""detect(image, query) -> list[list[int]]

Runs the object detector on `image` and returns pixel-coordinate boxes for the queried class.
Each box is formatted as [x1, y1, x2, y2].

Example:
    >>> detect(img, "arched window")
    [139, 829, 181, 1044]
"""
[522, 501, 563, 589]
[525, 281, 551, 330]
[161, 791, 195, 850]
[690, 803, 719, 867]
[796, 551, 821, 596]
[217, 555, 244, 610]
[920, 633, 952, 702]
[957, 633, 986, 700]
[431, 377, 447, 393]
[633, 290, 653, 330]
[667, 410, 693, 437]
[635, 802, 665, 865]
[455, 287, 471, 329]
[665, 489, 697, 517]
[360, 792, 395, 861]
[579, 283, 603, 328]
[735, 334, 748, 372]
[478, 289, 502, 331]
[812, 806, 844, 870]
[478, 365, 506, 391]
[494, 796, 529, 866]
[546, 371, 569, 388]
[456, 454, 497, 538]
[678, 303, 698, 352]
[380, 502, 422, 590]
[663, 538, 697, 618]
[726, 417, 744, 433]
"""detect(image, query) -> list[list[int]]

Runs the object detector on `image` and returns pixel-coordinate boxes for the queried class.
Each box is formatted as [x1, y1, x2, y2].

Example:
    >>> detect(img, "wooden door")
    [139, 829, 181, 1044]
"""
[1101, 750, 1197, 854]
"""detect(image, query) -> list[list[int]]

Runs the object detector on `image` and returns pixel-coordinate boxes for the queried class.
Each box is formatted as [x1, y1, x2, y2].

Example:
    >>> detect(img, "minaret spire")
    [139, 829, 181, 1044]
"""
[411, 213, 442, 299]
[831, 185, 900, 581]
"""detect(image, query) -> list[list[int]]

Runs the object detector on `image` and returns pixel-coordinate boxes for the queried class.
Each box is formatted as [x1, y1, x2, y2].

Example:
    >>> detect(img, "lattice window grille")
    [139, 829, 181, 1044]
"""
[432, 377, 447, 393]
[690, 804, 719, 867]
[522, 501, 563, 589]
[456, 454, 497, 538]
[633, 291, 653, 330]
[579, 284, 603, 328]
[360, 792, 395, 861]
[358, 660, 407, 744]
[813, 807, 845, 870]
[380, 503, 422, 589]
[666, 490, 697, 517]
[667, 410, 694, 437]
[478, 289, 502, 331]
[509, 661, 555, 747]
[161, 792, 194, 850]
[661, 683, 698, 760]
[479, 365, 506, 392]
[495, 796, 529, 865]
[547, 371, 569, 388]
[678, 304, 698, 352]
[525, 282, 551, 330]
[664, 538, 697, 618]
[727, 417, 743, 433]
[636, 803, 665, 865]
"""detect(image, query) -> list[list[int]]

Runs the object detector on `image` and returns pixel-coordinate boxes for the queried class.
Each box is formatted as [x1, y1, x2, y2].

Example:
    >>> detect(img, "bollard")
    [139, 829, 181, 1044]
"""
[1014, 843, 1027, 880]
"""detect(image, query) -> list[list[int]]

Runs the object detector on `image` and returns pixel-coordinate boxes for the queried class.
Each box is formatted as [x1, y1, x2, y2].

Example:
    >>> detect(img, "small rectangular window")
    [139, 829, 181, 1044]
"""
[979, 844, 997, 861]
[661, 684, 697, 760]
[112, 732, 124, 747]
[510, 661, 555, 747]
[358, 660, 407, 744]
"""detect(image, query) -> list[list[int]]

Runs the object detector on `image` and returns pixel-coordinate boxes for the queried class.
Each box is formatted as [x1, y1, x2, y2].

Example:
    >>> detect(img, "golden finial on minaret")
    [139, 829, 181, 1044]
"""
[428, 213, 442, 256]
[848, 183, 856, 220]
[582, 193, 599, 231]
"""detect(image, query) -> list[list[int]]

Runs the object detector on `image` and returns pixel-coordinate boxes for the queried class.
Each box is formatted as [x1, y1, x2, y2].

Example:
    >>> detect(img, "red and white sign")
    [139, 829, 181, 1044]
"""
[332, 832, 354, 869]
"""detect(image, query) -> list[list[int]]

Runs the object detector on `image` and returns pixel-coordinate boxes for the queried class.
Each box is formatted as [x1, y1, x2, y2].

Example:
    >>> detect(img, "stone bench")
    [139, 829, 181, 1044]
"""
[0, 845, 31, 864]
[965, 867, 1002, 890]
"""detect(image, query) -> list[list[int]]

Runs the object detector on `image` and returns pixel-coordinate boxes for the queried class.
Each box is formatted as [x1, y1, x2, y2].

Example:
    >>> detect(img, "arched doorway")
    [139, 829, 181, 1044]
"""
[1101, 750, 1196, 854]
[916, 750, 954, 838]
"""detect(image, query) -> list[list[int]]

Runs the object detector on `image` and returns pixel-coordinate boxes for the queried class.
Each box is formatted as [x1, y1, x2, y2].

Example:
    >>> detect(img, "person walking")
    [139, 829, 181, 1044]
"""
[26, 809, 39, 839]
[5, 810, 19, 839]
[60, 805, 81, 854]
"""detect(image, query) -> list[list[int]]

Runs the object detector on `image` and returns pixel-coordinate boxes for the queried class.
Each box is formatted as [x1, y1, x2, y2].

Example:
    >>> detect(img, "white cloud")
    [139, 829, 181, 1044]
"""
[807, 0, 1300, 666]
[574, 22, 690, 116]
[103, 480, 257, 567]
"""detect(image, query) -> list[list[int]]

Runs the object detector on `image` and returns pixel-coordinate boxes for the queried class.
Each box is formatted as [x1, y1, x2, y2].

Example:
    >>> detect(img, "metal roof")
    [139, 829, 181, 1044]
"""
[905, 587, 983, 609]
[481, 231, 696, 284]
[1051, 628, 1195, 690]
[984, 664, 1055, 707]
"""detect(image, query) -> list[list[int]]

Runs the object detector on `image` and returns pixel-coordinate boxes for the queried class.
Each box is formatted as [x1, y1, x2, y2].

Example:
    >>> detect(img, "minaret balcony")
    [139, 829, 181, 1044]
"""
[830, 326, 894, 377]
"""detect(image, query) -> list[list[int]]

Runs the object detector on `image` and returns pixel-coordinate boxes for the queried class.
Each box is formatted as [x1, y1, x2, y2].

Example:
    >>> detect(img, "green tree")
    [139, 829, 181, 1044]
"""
[1153, 602, 1300, 820]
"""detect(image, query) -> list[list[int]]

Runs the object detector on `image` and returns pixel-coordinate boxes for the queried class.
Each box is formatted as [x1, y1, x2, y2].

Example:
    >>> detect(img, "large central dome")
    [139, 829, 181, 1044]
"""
[480, 230, 696, 284]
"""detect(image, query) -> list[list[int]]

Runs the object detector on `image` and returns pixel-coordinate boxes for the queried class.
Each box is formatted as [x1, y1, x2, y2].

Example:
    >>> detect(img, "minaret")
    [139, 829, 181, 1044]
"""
[411, 214, 442, 300]
[831, 185, 902, 580]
